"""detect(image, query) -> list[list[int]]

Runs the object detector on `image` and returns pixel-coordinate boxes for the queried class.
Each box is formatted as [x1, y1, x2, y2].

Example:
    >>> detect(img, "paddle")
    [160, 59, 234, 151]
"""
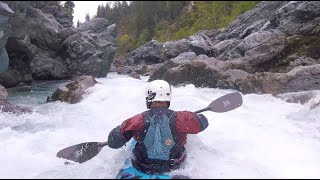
[56, 141, 109, 164]
[194, 91, 243, 113]
[56, 91, 243, 163]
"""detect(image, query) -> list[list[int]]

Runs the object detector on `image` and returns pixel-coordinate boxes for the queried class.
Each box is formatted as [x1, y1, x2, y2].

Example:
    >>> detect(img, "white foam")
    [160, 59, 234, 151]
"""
[1, 73, 320, 178]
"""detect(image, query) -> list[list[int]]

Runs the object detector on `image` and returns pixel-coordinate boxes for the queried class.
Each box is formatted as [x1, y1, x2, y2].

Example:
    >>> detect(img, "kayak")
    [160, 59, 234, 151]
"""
[115, 140, 190, 179]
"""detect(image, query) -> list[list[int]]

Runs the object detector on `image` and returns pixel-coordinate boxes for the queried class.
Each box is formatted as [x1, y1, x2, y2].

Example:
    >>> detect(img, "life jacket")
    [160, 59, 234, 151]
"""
[131, 108, 186, 174]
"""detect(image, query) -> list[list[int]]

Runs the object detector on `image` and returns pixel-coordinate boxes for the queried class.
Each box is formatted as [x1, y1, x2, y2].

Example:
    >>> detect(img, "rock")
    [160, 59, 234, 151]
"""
[285, 56, 318, 72]
[0, 48, 9, 73]
[59, 18, 117, 78]
[236, 64, 320, 95]
[0, 70, 21, 88]
[29, 1, 73, 28]
[31, 55, 68, 80]
[0, 1, 14, 73]
[1, 2, 68, 85]
[0, 2, 119, 88]
[276, 90, 320, 104]
[310, 101, 320, 110]
[124, 39, 190, 66]
[0, 101, 32, 114]
[128, 72, 141, 79]
[0, 84, 8, 101]
[212, 38, 242, 59]
[163, 58, 232, 87]
[170, 52, 197, 63]
[149, 52, 198, 81]
[188, 33, 215, 56]
[25, 6, 64, 50]
[0, 1, 14, 15]
[218, 1, 287, 39]
[276, 1, 320, 35]
[0, 84, 31, 114]
[46, 75, 98, 104]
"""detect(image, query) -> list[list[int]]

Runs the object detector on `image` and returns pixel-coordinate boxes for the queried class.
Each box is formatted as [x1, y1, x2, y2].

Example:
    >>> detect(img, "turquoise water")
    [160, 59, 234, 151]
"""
[6, 80, 70, 108]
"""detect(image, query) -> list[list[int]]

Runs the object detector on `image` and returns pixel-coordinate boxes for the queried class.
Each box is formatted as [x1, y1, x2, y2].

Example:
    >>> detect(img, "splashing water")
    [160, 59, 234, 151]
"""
[1, 72, 320, 178]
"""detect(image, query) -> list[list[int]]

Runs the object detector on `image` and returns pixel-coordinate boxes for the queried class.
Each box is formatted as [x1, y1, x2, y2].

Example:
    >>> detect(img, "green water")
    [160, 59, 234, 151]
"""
[6, 80, 70, 108]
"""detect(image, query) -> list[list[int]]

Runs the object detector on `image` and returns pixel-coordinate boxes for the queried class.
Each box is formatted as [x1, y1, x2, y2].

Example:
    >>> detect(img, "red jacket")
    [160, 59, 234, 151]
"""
[119, 110, 208, 146]
[108, 107, 208, 173]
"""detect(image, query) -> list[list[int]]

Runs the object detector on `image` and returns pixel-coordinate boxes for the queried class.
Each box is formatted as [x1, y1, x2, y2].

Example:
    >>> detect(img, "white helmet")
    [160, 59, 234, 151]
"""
[145, 80, 171, 109]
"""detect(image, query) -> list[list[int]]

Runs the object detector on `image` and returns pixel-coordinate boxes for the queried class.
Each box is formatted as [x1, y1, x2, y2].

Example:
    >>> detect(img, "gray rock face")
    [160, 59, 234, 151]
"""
[31, 55, 68, 80]
[4, 1, 29, 38]
[234, 64, 320, 95]
[188, 33, 215, 56]
[212, 38, 242, 58]
[47, 75, 98, 104]
[0, 48, 9, 73]
[285, 56, 318, 72]
[162, 58, 232, 87]
[0, 2, 117, 88]
[1, 2, 68, 86]
[125, 39, 190, 66]
[149, 52, 198, 81]
[0, 1, 13, 73]
[217, 1, 287, 40]
[60, 18, 117, 77]
[25, 6, 64, 50]
[29, 1, 73, 28]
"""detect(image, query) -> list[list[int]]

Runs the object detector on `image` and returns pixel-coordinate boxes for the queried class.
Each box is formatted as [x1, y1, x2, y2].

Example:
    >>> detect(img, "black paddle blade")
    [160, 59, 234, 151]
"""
[56, 142, 101, 163]
[209, 91, 243, 113]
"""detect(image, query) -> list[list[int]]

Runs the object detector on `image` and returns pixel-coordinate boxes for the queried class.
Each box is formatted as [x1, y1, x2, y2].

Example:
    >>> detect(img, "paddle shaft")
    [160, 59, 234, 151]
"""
[194, 107, 211, 114]
[98, 141, 109, 147]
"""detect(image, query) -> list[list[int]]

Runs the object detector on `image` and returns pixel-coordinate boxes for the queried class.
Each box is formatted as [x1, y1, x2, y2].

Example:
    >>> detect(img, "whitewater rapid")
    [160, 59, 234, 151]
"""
[1, 73, 320, 178]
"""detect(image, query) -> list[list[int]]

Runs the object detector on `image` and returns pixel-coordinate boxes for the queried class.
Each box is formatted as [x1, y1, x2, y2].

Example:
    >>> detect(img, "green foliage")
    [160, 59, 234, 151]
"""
[97, 1, 260, 57]
[63, 1, 75, 15]
[167, 1, 260, 41]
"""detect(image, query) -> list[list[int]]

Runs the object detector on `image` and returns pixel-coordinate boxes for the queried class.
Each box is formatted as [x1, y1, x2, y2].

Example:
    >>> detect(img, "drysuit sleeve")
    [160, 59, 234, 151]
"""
[176, 111, 209, 134]
[108, 113, 144, 149]
[108, 125, 130, 149]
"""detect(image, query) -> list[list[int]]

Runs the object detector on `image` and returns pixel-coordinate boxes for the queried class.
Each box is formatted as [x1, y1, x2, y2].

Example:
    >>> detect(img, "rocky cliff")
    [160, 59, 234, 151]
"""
[0, 1, 117, 88]
[117, 1, 320, 98]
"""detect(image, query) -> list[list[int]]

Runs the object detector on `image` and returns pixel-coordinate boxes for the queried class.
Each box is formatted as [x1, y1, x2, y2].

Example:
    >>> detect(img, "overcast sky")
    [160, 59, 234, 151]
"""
[73, 1, 112, 26]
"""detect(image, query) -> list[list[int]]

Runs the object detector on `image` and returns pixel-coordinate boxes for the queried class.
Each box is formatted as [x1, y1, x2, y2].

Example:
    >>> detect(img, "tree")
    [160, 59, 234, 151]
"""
[85, 13, 90, 22]
[99, 4, 104, 18]
[64, 1, 75, 15]
[77, 20, 81, 27]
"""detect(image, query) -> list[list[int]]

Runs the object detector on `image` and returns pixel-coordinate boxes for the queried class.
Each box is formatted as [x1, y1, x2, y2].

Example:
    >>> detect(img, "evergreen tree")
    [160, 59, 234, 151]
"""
[77, 20, 80, 27]
[85, 13, 90, 22]
[64, 1, 75, 15]
[95, 1, 259, 56]
[97, 5, 102, 18]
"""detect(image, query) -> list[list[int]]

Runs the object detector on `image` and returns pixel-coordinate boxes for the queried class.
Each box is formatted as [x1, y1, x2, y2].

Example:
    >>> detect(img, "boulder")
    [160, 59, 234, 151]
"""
[0, 84, 8, 101]
[276, 90, 320, 104]
[0, 101, 32, 114]
[59, 18, 117, 78]
[47, 75, 98, 104]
